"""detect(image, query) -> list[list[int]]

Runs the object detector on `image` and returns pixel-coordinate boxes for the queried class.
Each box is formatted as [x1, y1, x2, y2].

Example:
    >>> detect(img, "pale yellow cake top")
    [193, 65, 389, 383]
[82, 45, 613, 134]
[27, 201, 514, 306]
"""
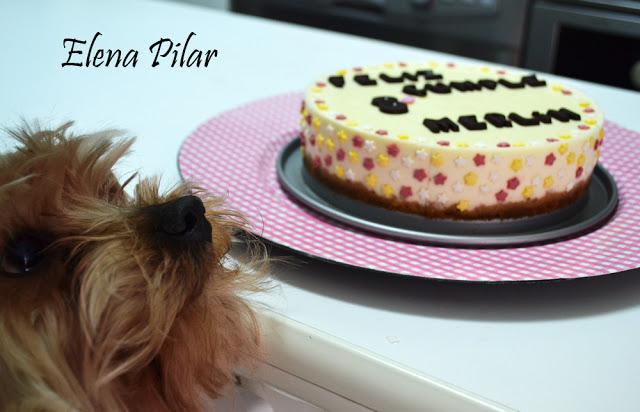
[304, 62, 603, 149]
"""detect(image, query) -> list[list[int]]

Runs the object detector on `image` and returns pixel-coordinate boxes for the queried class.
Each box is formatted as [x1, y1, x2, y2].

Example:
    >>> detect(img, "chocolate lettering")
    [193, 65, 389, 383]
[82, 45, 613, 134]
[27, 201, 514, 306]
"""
[522, 74, 547, 87]
[509, 113, 540, 126]
[498, 78, 525, 89]
[328, 76, 345, 88]
[371, 96, 408, 114]
[423, 117, 459, 133]
[484, 113, 513, 128]
[354, 74, 377, 86]
[458, 115, 488, 131]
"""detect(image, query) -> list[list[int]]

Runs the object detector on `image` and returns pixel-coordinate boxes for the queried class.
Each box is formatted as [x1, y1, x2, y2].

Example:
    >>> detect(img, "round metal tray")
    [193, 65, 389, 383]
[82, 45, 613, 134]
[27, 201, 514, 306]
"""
[276, 139, 618, 247]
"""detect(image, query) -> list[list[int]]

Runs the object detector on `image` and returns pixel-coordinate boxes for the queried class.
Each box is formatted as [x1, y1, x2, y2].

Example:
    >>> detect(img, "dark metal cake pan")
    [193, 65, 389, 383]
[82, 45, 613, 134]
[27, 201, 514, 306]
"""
[276, 139, 618, 247]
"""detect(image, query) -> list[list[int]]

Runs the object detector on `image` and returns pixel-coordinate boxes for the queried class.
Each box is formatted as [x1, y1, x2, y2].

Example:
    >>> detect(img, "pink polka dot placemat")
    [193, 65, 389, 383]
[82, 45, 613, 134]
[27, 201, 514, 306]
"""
[178, 93, 640, 282]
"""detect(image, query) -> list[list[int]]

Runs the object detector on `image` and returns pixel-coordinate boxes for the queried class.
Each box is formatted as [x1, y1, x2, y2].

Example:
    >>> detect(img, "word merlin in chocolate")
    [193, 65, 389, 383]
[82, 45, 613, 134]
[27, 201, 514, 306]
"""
[422, 108, 581, 133]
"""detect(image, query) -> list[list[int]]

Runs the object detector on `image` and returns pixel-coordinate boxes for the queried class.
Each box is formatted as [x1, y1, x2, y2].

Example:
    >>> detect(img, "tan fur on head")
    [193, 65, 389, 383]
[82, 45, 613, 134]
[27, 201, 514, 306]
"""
[0, 122, 265, 411]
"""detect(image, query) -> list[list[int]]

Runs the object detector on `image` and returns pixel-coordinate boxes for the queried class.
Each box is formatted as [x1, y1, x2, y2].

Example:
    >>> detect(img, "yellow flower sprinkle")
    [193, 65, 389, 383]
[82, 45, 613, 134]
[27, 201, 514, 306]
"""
[560, 134, 572, 140]
[337, 69, 347, 75]
[302, 108, 309, 117]
[577, 153, 586, 167]
[384, 63, 394, 68]
[456, 142, 470, 148]
[311, 87, 322, 93]
[558, 143, 568, 155]
[543, 176, 554, 189]
[398, 135, 410, 141]
[348, 150, 359, 163]
[337, 130, 348, 143]
[510, 159, 523, 172]
[317, 103, 328, 111]
[480, 66, 490, 73]
[585, 119, 597, 126]
[464, 172, 478, 186]
[552, 85, 563, 92]
[365, 174, 378, 188]
[316, 134, 325, 147]
[566, 152, 576, 165]
[599, 128, 605, 139]
[335, 165, 345, 178]
[579, 101, 590, 107]
[312, 117, 321, 129]
[512, 142, 525, 148]
[325, 139, 335, 152]
[431, 153, 444, 168]
[346, 120, 358, 127]
[523, 185, 535, 199]
[382, 184, 394, 198]
[456, 200, 469, 212]
[377, 153, 389, 167]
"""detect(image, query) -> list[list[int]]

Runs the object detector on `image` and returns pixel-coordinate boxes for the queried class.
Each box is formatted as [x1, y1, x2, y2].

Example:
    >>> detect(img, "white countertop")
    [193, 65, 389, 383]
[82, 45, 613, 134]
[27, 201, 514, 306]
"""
[2, 1, 640, 411]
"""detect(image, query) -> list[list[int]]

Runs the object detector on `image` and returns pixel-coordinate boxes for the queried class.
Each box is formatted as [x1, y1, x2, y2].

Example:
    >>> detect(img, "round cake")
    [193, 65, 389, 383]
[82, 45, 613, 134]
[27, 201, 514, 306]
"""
[299, 61, 604, 219]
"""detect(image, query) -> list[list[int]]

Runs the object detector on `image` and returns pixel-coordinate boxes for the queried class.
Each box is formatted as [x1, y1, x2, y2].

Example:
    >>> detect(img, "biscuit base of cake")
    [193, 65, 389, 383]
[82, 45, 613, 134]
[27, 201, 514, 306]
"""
[304, 154, 590, 220]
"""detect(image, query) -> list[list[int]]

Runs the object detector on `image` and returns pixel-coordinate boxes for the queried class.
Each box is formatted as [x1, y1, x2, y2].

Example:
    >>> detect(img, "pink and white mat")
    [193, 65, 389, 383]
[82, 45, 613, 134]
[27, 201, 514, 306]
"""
[178, 93, 640, 282]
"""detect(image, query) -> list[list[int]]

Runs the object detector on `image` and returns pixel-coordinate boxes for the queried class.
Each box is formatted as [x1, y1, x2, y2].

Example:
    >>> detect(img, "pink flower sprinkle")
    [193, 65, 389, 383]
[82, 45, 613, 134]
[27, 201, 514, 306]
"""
[313, 156, 321, 168]
[497, 70, 506, 75]
[576, 167, 584, 178]
[335, 114, 346, 120]
[473, 154, 486, 166]
[545, 153, 556, 166]
[562, 89, 572, 95]
[434, 173, 447, 185]
[578, 124, 590, 130]
[400, 96, 415, 104]
[353, 135, 364, 148]
[546, 138, 559, 142]
[324, 155, 333, 167]
[495, 190, 508, 202]
[507, 177, 520, 190]
[447, 62, 456, 67]
[413, 169, 427, 182]
[363, 158, 375, 170]
[376, 129, 388, 136]
[336, 148, 345, 161]
[353, 67, 363, 72]
[497, 142, 510, 148]
[437, 140, 450, 146]
[400, 186, 413, 199]
[300, 134, 306, 145]
[584, 107, 594, 113]
[387, 144, 400, 157]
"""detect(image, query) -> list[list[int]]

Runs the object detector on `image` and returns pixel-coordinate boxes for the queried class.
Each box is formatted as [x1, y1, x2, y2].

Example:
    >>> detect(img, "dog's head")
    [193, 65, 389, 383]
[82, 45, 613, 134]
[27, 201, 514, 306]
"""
[0, 123, 262, 411]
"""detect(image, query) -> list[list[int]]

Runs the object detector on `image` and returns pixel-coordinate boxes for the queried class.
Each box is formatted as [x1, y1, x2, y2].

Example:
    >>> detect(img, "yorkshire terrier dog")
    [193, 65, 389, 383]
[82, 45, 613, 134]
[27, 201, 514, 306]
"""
[0, 123, 263, 411]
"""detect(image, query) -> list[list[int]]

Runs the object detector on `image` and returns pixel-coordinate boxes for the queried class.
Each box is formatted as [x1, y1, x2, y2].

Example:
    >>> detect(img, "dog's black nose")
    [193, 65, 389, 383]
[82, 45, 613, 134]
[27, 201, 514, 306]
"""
[150, 195, 212, 243]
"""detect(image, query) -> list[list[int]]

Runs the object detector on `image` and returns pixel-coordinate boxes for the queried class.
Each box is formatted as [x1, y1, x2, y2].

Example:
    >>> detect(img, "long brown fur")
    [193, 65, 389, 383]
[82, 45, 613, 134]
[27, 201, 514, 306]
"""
[0, 122, 265, 411]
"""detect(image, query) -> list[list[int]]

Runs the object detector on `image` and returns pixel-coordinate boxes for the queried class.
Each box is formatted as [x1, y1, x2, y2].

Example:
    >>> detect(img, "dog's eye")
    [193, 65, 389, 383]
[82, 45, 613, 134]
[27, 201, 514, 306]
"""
[1, 234, 48, 276]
